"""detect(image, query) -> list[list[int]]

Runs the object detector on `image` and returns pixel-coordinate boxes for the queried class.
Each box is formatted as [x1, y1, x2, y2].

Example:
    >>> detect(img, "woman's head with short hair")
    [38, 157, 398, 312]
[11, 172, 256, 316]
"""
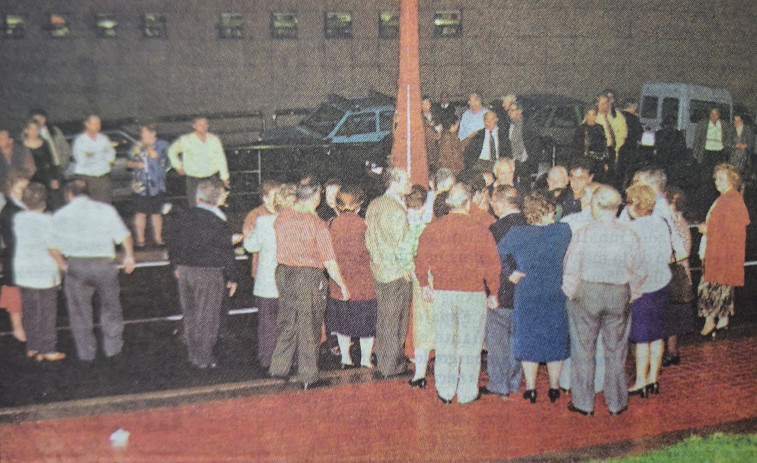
[335, 184, 366, 214]
[273, 183, 296, 212]
[522, 190, 556, 225]
[713, 163, 741, 190]
[625, 183, 656, 218]
[406, 184, 427, 210]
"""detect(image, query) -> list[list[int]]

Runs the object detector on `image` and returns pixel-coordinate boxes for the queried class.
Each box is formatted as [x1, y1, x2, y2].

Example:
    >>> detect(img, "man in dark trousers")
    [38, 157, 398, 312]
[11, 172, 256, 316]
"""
[168, 178, 238, 369]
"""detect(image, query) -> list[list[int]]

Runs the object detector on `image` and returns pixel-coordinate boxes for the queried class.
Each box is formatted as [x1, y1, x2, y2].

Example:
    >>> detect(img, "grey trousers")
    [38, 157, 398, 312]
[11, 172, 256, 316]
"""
[74, 174, 112, 204]
[20, 287, 59, 354]
[64, 257, 123, 361]
[256, 296, 279, 369]
[374, 277, 412, 376]
[434, 290, 487, 403]
[484, 306, 522, 396]
[560, 298, 605, 392]
[569, 281, 631, 414]
[177, 265, 225, 367]
[270, 266, 327, 383]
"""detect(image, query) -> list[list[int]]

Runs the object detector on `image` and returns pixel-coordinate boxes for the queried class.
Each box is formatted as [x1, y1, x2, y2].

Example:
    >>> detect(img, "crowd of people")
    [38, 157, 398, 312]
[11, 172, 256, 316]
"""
[0, 91, 752, 416]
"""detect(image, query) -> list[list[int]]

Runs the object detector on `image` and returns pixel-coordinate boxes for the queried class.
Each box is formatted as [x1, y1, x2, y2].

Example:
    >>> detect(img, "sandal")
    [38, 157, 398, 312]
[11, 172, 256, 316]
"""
[35, 352, 66, 362]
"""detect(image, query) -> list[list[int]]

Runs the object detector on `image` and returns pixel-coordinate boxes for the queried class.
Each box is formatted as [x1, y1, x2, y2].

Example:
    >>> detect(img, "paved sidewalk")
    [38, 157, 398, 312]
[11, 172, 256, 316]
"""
[2, 333, 756, 462]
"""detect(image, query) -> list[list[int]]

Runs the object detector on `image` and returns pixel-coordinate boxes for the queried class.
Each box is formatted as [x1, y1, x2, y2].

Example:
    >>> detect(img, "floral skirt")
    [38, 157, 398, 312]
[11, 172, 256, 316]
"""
[696, 281, 734, 318]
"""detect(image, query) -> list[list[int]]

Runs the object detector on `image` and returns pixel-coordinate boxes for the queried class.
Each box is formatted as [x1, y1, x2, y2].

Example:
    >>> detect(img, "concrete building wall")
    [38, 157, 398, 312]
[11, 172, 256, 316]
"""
[0, 0, 755, 133]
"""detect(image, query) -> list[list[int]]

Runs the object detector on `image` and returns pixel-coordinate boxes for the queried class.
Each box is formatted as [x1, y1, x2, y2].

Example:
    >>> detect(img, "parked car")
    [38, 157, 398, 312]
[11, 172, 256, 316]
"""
[255, 92, 396, 180]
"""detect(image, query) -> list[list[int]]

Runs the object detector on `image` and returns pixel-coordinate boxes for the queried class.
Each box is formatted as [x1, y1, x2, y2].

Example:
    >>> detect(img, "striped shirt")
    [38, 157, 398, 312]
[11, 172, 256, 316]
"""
[274, 205, 335, 269]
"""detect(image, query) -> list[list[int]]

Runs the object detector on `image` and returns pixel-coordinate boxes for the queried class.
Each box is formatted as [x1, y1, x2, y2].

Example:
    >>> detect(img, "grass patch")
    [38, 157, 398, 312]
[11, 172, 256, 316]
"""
[589, 433, 757, 462]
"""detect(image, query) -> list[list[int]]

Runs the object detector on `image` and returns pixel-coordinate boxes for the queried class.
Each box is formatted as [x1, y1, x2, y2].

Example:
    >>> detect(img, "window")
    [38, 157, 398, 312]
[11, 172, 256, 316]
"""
[46, 14, 71, 38]
[324, 11, 352, 39]
[529, 107, 553, 130]
[270, 13, 298, 39]
[96, 13, 118, 38]
[378, 11, 399, 39]
[690, 100, 730, 124]
[551, 105, 579, 129]
[640, 96, 658, 119]
[379, 111, 394, 132]
[218, 12, 243, 39]
[434, 10, 462, 37]
[335, 113, 377, 138]
[143, 13, 167, 38]
[661, 98, 679, 125]
[300, 104, 345, 137]
[2, 14, 25, 39]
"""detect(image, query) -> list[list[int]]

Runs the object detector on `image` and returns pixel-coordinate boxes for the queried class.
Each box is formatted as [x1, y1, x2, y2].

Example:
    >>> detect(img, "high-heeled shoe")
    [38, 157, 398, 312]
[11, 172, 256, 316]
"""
[700, 318, 717, 336]
[645, 382, 660, 395]
[548, 388, 560, 403]
[628, 385, 649, 399]
[522, 389, 537, 404]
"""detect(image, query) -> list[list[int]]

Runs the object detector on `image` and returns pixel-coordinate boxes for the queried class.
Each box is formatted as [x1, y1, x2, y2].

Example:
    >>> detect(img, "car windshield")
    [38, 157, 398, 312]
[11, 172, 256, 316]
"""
[299, 103, 345, 137]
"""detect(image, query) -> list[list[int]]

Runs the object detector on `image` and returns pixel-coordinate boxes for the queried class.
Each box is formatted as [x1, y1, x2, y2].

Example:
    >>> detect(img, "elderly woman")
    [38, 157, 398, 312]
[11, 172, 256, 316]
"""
[624, 184, 672, 397]
[498, 190, 572, 404]
[698, 164, 750, 336]
[243, 184, 296, 369]
[326, 185, 377, 369]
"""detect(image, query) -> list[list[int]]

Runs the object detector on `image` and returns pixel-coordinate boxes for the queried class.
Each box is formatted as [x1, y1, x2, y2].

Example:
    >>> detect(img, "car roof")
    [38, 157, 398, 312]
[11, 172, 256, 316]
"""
[325, 92, 395, 112]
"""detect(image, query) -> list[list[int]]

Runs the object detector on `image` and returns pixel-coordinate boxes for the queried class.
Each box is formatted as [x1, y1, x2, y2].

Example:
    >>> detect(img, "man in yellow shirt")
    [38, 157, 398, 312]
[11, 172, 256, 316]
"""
[168, 117, 229, 205]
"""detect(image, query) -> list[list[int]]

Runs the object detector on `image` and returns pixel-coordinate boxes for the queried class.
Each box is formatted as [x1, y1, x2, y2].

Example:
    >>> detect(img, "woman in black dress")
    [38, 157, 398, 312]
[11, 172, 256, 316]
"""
[22, 120, 61, 209]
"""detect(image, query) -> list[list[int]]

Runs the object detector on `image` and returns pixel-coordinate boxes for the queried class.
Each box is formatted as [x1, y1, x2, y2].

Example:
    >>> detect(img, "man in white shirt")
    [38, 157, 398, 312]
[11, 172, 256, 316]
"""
[457, 92, 486, 140]
[53, 180, 135, 362]
[71, 115, 116, 203]
[168, 117, 229, 205]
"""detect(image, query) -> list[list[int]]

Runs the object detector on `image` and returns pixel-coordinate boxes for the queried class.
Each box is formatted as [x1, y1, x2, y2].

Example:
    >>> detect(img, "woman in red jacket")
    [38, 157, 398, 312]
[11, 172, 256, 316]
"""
[697, 163, 750, 336]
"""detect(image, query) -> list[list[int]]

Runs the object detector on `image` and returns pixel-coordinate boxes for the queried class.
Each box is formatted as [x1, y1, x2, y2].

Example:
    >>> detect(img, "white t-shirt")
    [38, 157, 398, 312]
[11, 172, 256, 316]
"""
[13, 211, 61, 289]
[52, 196, 131, 258]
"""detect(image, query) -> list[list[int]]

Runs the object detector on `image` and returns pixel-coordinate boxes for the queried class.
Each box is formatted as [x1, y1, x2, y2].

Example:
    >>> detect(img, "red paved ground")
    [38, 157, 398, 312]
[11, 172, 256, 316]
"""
[2, 336, 756, 462]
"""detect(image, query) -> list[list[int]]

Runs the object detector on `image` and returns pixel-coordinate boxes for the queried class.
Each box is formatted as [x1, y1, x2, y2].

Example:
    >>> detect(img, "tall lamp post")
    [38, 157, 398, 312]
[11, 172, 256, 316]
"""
[390, 0, 427, 185]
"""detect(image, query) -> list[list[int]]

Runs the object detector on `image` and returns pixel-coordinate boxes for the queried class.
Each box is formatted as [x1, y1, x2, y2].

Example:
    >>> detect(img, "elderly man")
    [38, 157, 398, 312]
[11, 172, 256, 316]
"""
[269, 181, 349, 389]
[507, 101, 541, 181]
[70, 115, 115, 203]
[458, 92, 487, 140]
[416, 183, 500, 404]
[365, 166, 412, 377]
[168, 179, 238, 369]
[562, 185, 646, 416]
[168, 117, 229, 205]
[462, 111, 512, 172]
[479, 185, 526, 398]
[53, 180, 135, 362]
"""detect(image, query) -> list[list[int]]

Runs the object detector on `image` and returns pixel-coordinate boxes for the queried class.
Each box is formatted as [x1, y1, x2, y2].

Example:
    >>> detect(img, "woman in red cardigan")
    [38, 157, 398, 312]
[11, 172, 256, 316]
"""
[697, 163, 750, 336]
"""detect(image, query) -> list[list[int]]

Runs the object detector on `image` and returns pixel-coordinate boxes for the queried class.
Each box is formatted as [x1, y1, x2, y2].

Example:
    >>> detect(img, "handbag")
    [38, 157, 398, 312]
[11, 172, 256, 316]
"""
[665, 220, 693, 304]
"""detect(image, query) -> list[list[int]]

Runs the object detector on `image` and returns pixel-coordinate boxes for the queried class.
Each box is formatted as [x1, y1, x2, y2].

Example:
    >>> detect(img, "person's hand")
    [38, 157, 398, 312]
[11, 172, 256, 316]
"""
[486, 294, 499, 310]
[508, 271, 526, 284]
[227, 281, 238, 297]
[174, 270, 180, 279]
[50, 179, 60, 190]
[698, 224, 707, 235]
[223, 179, 231, 188]
[340, 285, 350, 301]
[176, 168, 186, 176]
[123, 256, 136, 274]
[421, 286, 434, 304]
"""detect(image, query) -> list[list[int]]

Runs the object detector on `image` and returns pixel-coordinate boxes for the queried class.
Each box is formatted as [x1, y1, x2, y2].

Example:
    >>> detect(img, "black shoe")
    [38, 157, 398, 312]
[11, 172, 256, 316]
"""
[408, 377, 427, 389]
[522, 389, 537, 404]
[302, 379, 329, 390]
[438, 395, 452, 405]
[628, 385, 649, 399]
[479, 386, 497, 395]
[609, 406, 628, 416]
[645, 382, 660, 395]
[567, 401, 594, 416]
[661, 355, 678, 367]
[548, 388, 560, 403]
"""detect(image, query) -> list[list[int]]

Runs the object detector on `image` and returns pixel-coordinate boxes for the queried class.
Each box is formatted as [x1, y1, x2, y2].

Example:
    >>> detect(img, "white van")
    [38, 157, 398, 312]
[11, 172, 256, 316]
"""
[638, 82, 732, 148]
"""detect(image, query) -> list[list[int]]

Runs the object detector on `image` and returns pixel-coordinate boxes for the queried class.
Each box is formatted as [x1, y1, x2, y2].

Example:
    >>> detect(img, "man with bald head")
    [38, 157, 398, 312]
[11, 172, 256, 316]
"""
[462, 111, 512, 172]
[71, 115, 116, 203]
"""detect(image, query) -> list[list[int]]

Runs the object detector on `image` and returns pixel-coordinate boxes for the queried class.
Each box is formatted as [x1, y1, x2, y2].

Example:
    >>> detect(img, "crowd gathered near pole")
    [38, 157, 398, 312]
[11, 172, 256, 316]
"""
[0, 87, 752, 415]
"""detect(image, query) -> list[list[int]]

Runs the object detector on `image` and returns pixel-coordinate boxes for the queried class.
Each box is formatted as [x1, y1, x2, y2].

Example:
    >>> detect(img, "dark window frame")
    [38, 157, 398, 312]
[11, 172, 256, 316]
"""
[324, 11, 353, 39]
[378, 10, 399, 39]
[433, 9, 463, 38]
[2, 14, 26, 39]
[270, 12, 298, 40]
[218, 12, 244, 39]
[142, 13, 167, 39]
